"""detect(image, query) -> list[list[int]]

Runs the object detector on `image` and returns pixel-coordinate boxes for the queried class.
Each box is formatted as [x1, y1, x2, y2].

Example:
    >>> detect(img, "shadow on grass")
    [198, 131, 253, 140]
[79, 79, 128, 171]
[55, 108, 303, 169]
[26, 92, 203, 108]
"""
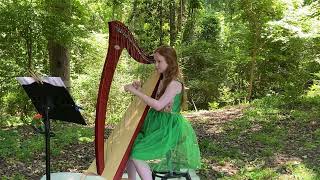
[190, 96, 320, 179]
[0, 122, 96, 179]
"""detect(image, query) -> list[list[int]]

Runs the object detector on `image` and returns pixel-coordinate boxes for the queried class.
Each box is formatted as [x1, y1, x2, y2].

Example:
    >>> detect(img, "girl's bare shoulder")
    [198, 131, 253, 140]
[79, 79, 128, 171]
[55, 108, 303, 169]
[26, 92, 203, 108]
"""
[168, 80, 182, 94]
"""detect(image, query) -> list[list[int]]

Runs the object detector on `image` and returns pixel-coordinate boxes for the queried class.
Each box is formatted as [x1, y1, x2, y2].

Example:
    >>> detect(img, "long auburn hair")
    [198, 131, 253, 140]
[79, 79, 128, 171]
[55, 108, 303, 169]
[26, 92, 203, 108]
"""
[154, 45, 187, 110]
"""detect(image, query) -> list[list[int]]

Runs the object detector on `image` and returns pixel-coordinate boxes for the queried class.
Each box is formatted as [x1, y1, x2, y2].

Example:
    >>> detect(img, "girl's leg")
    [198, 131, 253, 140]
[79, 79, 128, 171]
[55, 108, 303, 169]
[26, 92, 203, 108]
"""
[132, 159, 152, 180]
[126, 159, 137, 180]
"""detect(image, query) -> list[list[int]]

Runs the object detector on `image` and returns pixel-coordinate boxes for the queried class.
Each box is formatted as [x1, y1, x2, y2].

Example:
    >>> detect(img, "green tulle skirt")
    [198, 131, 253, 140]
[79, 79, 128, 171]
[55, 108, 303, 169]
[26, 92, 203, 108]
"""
[131, 108, 201, 171]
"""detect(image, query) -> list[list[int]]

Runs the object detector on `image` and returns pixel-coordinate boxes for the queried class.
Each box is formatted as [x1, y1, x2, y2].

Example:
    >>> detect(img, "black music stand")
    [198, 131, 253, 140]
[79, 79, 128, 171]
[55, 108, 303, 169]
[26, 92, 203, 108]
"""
[17, 77, 86, 180]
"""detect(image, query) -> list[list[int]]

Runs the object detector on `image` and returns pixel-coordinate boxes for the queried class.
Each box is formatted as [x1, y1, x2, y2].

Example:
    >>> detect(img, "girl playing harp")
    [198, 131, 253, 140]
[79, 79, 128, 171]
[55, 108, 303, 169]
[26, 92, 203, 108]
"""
[124, 45, 201, 180]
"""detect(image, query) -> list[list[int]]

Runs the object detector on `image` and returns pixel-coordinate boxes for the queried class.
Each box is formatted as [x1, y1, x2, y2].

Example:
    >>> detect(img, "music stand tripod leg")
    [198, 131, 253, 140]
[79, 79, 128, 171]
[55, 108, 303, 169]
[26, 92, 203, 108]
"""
[44, 97, 51, 180]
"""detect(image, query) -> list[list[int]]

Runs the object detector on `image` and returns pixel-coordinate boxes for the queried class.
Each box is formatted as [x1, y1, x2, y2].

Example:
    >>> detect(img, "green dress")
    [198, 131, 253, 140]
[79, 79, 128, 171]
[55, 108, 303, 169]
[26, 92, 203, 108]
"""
[131, 93, 201, 171]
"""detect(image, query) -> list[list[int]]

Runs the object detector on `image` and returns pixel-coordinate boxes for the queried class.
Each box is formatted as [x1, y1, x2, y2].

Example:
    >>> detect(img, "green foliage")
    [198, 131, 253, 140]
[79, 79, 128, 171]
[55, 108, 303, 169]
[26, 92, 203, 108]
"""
[182, 16, 197, 43]
[0, 0, 96, 120]
[306, 80, 320, 97]
[199, 12, 220, 41]
[70, 32, 145, 124]
[1, 3, 320, 179]
[208, 101, 219, 110]
[1, 0, 319, 116]
[189, 0, 203, 10]
[180, 39, 228, 109]
[41, 0, 103, 45]
[126, 0, 164, 51]
[179, 0, 320, 109]
[1, 89, 34, 117]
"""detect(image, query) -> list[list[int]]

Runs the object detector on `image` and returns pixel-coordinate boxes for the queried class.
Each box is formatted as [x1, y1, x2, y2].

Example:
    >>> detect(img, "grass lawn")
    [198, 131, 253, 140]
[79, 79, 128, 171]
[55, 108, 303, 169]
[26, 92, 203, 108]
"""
[192, 95, 320, 179]
[0, 95, 320, 179]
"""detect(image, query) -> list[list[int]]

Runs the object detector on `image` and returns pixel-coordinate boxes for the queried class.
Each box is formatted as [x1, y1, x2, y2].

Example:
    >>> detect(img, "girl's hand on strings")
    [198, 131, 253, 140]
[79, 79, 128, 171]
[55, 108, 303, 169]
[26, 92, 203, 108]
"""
[124, 84, 135, 93]
[132, 80, 142, 91]
[124, 80, 142, 93]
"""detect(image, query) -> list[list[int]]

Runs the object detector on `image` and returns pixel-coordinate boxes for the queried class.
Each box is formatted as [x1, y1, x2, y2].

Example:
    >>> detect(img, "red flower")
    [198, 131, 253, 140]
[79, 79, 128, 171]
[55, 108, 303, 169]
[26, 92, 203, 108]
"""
[33, 113, 43, 119]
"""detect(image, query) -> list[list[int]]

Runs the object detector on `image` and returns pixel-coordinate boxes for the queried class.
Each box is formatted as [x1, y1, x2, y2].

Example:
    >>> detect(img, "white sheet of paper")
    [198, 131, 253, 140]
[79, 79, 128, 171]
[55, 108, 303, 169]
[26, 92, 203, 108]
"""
[16, 77, 65, 87]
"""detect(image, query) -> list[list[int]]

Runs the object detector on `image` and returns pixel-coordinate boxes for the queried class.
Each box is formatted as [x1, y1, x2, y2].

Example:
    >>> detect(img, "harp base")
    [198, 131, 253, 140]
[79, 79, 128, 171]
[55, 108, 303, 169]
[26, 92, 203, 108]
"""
[40, 173, 105, 180]
[40, 170, 199, 180]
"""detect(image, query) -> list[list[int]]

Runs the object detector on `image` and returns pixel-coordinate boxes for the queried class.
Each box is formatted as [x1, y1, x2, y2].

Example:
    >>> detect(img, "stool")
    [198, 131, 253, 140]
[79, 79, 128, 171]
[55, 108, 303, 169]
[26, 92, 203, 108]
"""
[152, 170, 191, 180]
[152, 139, 192, 180]
[152, 151, 191, 180]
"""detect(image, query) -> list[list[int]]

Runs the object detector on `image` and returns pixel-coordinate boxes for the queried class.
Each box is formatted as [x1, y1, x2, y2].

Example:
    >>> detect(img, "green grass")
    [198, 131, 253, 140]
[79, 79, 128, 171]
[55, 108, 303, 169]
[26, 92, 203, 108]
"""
[0, 128, 43, 161]
[0, 122, 94, 161]
[1, 95, 320, 179]
[0, 121, 94, 179]
[1, 174, 26, 180]
[198, 95, 320, 179]
[228, 167, 278, 180]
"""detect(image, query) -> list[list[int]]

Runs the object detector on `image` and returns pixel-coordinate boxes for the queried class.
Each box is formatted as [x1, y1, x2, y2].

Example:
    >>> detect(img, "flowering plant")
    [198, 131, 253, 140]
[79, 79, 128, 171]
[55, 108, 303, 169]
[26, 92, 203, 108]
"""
[31, 113, 45, 133]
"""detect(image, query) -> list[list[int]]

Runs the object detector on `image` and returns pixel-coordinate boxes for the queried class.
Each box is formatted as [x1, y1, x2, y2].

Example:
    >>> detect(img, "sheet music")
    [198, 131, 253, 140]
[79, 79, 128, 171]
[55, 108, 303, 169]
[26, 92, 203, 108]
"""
[16, 77, 66, 87]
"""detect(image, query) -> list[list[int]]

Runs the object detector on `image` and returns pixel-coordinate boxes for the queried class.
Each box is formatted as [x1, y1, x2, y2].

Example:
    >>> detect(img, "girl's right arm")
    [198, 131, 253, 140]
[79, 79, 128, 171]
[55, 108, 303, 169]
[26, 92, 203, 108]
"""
[125, 81, 181, 111]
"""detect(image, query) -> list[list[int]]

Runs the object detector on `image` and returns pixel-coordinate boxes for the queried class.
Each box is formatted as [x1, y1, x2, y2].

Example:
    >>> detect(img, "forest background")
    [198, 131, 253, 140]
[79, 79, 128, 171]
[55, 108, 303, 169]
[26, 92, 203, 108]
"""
[0, 0, 320, 179]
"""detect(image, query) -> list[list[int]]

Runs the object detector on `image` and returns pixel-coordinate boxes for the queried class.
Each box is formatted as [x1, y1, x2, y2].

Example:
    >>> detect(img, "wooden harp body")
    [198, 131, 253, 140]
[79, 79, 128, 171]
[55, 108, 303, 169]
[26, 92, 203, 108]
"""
[86, 21, 160, 179]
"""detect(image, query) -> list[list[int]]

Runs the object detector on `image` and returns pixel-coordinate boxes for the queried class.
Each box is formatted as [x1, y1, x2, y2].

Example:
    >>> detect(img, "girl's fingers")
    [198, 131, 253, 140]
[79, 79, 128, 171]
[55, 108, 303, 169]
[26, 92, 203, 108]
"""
[132, 80, 141, 88]
[124, 84, 132, 92]
[132, 82, 137, 89]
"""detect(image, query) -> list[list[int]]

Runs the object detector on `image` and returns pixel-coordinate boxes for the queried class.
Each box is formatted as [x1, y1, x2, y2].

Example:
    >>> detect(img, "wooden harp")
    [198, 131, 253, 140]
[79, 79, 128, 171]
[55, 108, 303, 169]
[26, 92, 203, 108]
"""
[86, 21, 160, 179]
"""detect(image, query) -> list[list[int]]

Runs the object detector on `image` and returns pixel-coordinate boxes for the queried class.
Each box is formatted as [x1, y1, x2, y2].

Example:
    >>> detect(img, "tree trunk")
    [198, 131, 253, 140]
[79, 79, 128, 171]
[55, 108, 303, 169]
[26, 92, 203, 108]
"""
[169, 0, 176, 46]
[158, 0, 163, 45]
[177, 0, 186, 31]
[242, 0, 262, 101]
[247, 49, 257, 100]
[48, 40, 70, 89]
[181, 0, 186, 20]
[46, 0, 71, 90]
[177, 0, 182, 32]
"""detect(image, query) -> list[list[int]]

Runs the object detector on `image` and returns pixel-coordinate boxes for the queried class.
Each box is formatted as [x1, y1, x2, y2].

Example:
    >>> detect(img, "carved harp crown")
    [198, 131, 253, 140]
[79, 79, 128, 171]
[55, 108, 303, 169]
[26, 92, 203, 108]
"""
[94, 21, 158, 178]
